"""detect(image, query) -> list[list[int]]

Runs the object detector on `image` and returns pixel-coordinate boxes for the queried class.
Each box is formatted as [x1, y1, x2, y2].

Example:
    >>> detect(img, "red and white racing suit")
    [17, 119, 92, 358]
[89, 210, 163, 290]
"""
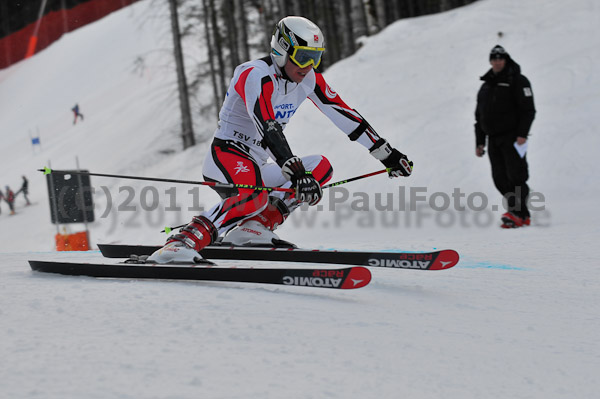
[202, 55, 382, 234]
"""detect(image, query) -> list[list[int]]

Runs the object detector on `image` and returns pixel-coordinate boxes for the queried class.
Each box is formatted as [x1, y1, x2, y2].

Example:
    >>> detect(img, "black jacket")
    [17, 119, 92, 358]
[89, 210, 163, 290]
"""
[475, 58, 536, 146]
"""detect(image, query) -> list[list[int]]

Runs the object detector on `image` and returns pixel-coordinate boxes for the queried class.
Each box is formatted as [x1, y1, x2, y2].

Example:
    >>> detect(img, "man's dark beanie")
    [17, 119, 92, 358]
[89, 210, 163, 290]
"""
[490, 45, 509, 60]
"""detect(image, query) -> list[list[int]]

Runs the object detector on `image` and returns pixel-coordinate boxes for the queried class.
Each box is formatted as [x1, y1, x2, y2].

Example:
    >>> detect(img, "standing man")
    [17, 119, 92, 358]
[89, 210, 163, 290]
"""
[475, 45, 536, 228]
[147, 16, 413, 264]
[16, 175, 31, 205]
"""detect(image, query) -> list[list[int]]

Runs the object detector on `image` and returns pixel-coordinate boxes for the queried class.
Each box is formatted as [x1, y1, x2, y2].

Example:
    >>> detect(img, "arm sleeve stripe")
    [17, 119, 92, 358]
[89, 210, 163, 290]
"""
[234, 67, 254, 106]
[313, 72, 354, 110]
[364, 127, 379, 144]
[258, 76, 275, 120]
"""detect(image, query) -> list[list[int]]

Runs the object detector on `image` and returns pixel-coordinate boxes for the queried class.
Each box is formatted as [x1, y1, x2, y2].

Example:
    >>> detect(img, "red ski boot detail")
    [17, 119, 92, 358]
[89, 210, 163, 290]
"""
[222, 197, 295, 247]
[168, 216, 218, 251]
[501, 212, 529, 229]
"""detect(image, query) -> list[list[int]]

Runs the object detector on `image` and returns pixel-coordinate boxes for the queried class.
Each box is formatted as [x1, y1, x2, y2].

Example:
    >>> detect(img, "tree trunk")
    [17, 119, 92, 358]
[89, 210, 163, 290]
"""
[372, 0, 386, 31]
[259, 0, 277, 55]
[319, 0, 341, 68]
[341, 0, 356, 55]
[352, 0, 370, 39]
[208, 0, 227, 102]
[223, 0, 240, 70]
[202, 0, 221, 121]
[234, 0, 250, 62]
[168, 0, 195, 149]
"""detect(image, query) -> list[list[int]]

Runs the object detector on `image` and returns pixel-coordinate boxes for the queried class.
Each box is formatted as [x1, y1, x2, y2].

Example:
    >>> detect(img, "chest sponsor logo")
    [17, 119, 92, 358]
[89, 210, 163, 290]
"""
[274, 103, 297, 119]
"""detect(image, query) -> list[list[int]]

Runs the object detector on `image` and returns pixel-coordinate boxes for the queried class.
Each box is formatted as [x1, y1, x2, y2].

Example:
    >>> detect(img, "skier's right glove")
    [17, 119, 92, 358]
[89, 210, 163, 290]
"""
[281, 156, 323, 206]
[369, 139, 413, 178]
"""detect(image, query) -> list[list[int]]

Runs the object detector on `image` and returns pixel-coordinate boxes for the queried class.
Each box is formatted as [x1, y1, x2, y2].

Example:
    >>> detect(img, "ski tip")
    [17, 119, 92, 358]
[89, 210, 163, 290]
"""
[431, 249, 460, 270]
[341, 266, 371, 289]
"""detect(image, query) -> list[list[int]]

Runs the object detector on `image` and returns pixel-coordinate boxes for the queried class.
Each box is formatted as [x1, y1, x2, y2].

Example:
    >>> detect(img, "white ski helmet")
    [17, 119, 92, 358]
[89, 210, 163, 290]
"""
[270, 16, 325, 69]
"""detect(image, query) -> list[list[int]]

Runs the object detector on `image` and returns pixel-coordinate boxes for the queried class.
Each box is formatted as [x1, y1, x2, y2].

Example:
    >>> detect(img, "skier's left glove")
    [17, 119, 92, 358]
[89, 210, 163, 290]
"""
[281, 156, 323, 206]
[369, 139, 413, 178]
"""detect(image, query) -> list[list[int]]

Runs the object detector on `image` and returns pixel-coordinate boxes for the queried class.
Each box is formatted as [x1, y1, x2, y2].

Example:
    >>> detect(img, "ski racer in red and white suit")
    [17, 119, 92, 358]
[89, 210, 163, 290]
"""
[147, 17, 413, 263]
[202, 55, 391, 236]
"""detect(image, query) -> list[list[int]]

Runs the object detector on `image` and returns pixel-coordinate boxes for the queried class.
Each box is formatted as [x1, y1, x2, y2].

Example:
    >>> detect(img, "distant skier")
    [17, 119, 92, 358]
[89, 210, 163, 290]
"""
[147, 16, 413, 264]
[474, 45, 536, 229]
[4, 186, 16, 215]
[0, 189, 4, 215]
[72, 103, 84, 124]
[15, 175, 31, 205]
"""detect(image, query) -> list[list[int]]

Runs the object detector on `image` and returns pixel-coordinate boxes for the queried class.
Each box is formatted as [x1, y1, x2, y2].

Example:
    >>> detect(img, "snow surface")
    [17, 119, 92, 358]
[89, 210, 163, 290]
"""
[1, 0, 599, 397]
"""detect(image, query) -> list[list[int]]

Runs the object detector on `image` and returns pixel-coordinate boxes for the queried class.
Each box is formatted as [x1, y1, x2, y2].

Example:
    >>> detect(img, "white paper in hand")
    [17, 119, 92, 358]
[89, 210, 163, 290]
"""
[514, 141, 528, 158]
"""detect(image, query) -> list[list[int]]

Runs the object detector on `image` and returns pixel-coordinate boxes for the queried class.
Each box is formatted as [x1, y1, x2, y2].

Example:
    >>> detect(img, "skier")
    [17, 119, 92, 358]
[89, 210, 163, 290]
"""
[0, 188, 4, 215]
[72, 103, 84, 124]
[4, 186, 16, 215]
[15, 175, 31, 205]
[148, 16, 413, 263]
[475, 45, 536, 228]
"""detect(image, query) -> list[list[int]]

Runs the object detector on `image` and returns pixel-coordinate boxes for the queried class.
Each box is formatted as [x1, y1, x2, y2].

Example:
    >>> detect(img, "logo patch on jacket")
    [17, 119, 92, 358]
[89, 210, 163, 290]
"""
[523, 87, 533, 97]
[325, 84, 337, 99]
[234, 161, 250, 175]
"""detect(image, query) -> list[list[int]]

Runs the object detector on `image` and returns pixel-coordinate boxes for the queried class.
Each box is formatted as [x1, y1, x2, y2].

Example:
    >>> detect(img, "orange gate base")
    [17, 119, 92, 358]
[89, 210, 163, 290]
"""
[55, 231, 89, 251]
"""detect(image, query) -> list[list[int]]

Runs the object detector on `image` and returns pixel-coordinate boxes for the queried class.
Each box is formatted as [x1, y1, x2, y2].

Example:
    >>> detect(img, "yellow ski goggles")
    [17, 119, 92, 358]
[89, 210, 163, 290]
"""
[289, 46, 325, 69]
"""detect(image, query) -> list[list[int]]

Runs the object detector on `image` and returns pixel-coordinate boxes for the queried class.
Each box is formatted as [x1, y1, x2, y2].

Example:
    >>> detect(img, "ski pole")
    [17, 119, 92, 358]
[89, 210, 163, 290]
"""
[39, 166, 397, 193]
[323, 168, 392, 189]
[39, 167, 294, 193]
[40, 166, 398, 234]
[157, 168, 398, 234]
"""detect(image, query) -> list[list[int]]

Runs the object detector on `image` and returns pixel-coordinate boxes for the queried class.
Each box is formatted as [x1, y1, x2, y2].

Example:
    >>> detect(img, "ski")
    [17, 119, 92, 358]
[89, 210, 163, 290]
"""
[28, 260, 371, 290]
[97, 244, 459, 270]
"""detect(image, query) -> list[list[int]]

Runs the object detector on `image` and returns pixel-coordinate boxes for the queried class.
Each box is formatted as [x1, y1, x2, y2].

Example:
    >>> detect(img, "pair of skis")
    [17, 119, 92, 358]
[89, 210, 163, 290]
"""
[28, 244, 459, 290]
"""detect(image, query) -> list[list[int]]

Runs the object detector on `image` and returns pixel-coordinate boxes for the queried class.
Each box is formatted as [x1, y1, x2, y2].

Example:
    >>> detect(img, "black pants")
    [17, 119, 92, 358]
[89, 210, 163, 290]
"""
[487, 137, 530, 218]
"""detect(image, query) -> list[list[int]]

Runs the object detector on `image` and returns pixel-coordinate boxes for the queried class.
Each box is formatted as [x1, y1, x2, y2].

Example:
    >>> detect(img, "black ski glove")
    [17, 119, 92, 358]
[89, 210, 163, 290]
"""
[281, 156, 323, 206]
[369, 139, 413, 177]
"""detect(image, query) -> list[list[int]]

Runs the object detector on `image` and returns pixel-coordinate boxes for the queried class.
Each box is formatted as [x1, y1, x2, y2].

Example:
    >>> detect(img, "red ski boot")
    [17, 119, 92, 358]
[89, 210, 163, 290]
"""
[501, 212, 531, 229]
[147, 216, 218, 263]
[222, 197, 295, 248]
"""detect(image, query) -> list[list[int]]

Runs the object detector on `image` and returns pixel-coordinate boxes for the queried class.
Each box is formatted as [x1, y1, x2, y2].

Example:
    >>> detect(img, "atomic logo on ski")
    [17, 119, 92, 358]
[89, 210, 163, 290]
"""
[367, 258, 432, 269]
[283, 269, 346, 288]
[282, 276, 343, 288]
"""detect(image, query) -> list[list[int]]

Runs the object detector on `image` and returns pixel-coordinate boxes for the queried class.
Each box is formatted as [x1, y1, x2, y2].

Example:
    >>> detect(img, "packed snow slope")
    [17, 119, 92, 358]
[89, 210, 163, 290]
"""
[1, 0, 599, 398]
